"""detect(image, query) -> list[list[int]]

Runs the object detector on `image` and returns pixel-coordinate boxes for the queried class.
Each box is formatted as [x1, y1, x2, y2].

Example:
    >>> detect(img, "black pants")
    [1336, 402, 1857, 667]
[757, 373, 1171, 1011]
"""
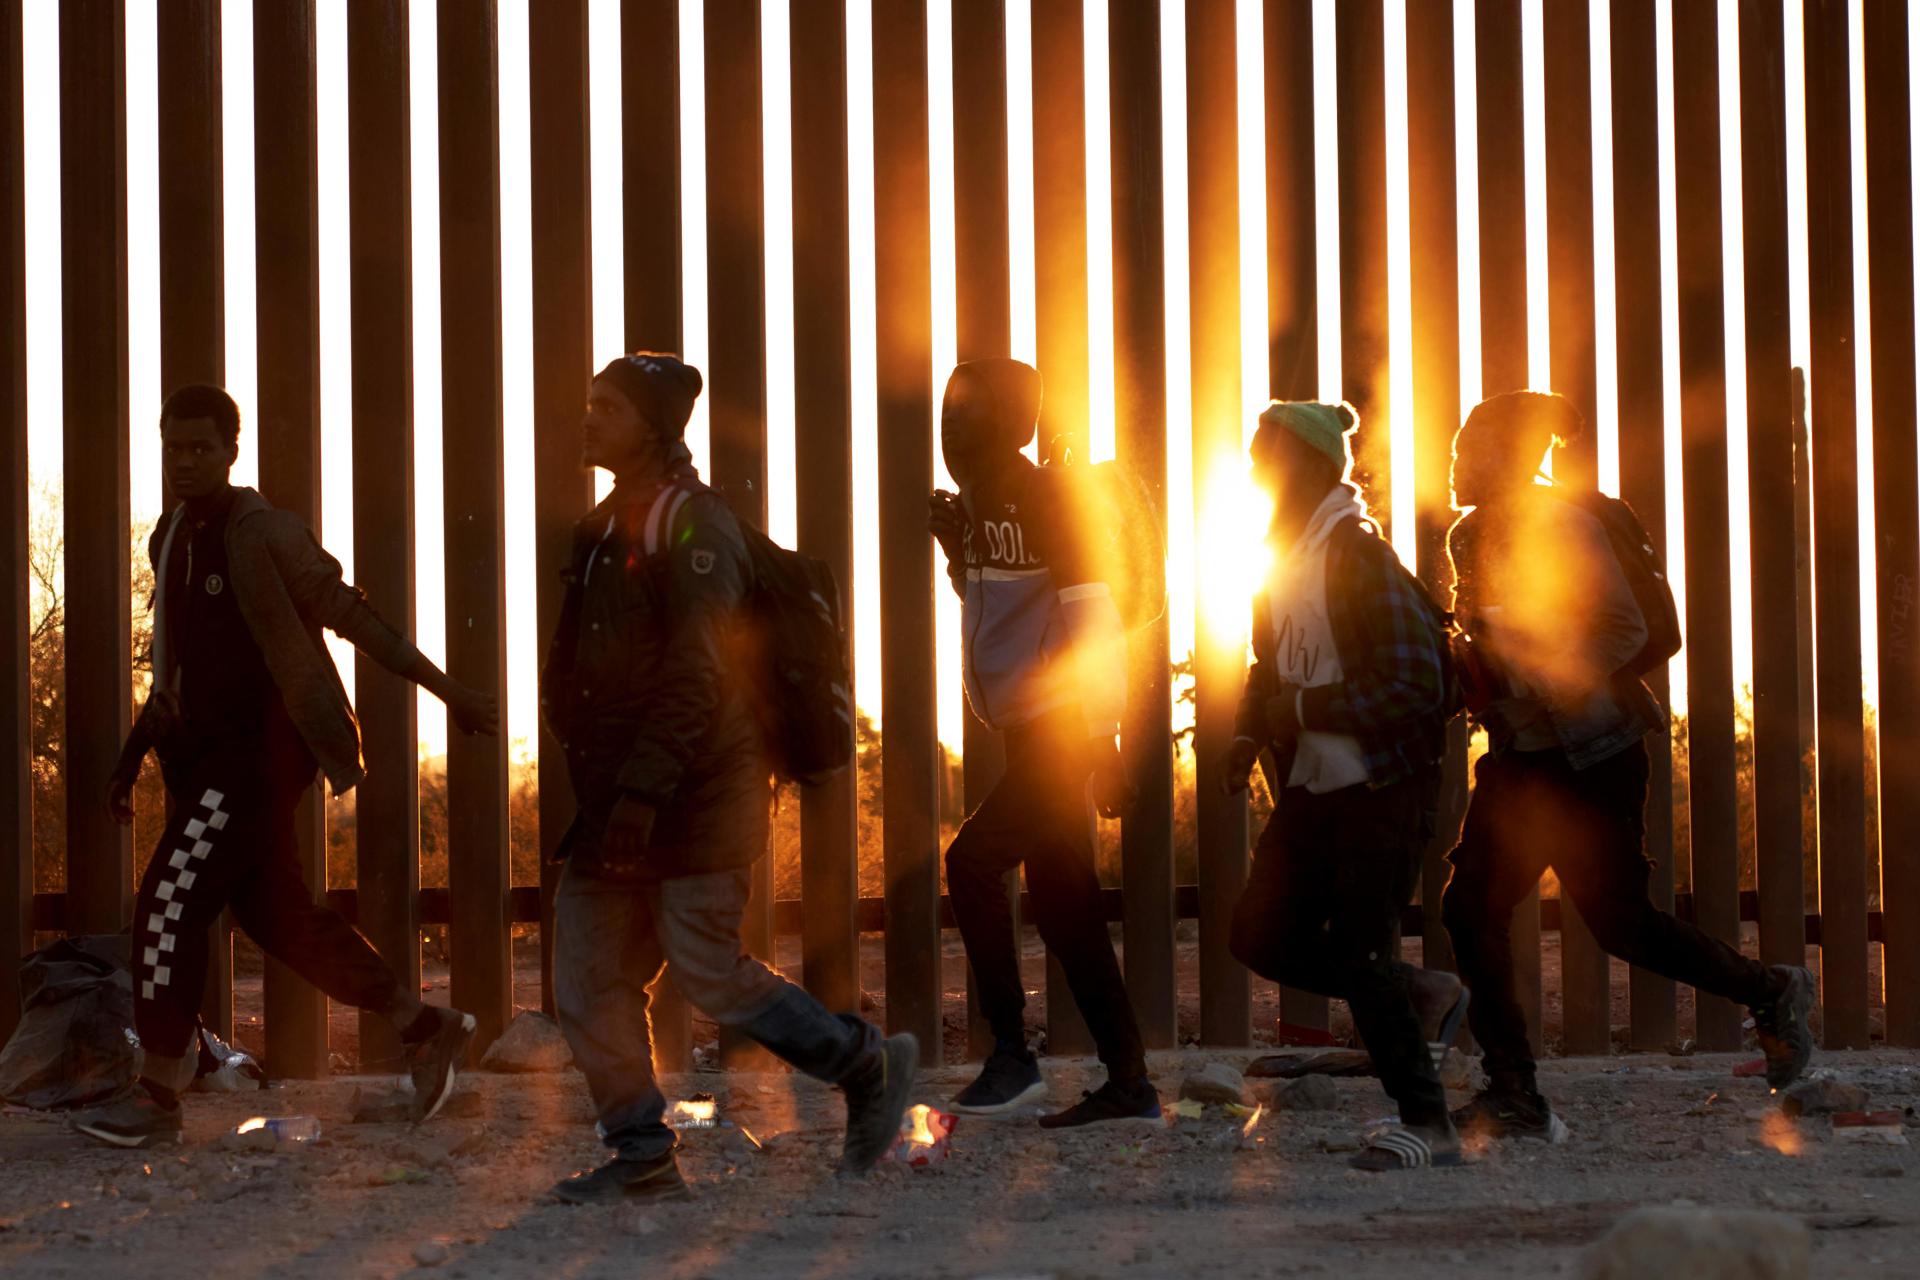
[1441, 741, 1775, 1093]
[135, 738, 406, 1083]
[1230, 769, 1448, 1128]
[945, 710, 1147, 1079]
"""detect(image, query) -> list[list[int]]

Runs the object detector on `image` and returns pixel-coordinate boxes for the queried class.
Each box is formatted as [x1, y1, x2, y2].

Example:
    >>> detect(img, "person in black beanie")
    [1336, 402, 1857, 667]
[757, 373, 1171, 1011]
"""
[543, 352, 917, 1203]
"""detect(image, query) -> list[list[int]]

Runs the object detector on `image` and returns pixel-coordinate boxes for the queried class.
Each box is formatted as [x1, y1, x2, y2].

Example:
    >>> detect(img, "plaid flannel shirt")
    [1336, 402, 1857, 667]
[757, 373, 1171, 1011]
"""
[1236, 516, 1449, 787]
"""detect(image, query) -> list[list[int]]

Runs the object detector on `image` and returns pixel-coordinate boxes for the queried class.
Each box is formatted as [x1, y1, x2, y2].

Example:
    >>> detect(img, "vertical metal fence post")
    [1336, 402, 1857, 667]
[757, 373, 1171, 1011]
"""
[347, 0, 420, 1075]
[528, 0, 593, 1020]
[437, 0, 513, 1057]
[59, 0, 133, 940]
[1405, 0, 1465, 986]
[1108, 0, 1177, 1051]
[1738, 0, 1806, 981]
[1472, 0, 1541, 1053]
[1863, 0, 1918, 1048]
[873, 0, 943, 1055]
[703, 0, 774, 1071]
[1262, 0, 1330, 1036]
[1671, 0, 1743, 1051]
[1610, 0, 1676, 1051]
[253, 0, 329, 1078]
[1803, 0, 1865, 1051]
[1543, 0, 1610, 1056]
[0, 0, 27, 1047]
[1186, 0, 1250, 1048]
[791, 0, 860, 1020]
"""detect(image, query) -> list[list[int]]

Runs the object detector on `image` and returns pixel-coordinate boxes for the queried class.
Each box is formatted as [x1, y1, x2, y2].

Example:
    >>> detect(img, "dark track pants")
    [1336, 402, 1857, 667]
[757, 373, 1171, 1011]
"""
[1441, 741, 1775, 1094]
[944, 710, 1147, 1079]
[1230, 769, 1448, 1128]
[134, 744, 406, 1089]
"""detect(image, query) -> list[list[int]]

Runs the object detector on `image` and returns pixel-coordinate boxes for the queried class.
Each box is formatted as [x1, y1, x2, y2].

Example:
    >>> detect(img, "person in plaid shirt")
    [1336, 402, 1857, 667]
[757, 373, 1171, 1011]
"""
[1222, 400, 1470, 1173]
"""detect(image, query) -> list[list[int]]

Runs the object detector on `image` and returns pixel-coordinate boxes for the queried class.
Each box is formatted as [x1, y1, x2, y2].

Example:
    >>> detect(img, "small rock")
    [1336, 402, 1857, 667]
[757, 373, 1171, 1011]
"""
[1580, 1207, 1810, 1280]
[1178, 1061, 1248, 1106]
[1781, 1079, 1869, 1117]
[1267, 1075, 1339, 1112]
[1010, 1199, 1053, 1223]
[478, 1010, 574, 1074]
[412, 1240, 451, 1268]
[1318, 1134, 1364, 1153]
[615, 1209, 661, 1237]
[1863, 1165, 1906, 1179]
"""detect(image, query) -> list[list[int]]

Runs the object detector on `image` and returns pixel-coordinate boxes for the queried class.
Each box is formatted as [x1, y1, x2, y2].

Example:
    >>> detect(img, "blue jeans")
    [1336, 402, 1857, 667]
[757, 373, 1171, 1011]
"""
[553, 858, 878, 1161]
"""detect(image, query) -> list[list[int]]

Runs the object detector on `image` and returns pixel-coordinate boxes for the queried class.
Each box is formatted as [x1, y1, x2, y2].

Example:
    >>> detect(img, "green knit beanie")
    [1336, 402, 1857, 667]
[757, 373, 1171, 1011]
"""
[1255, 400, 1355, 470]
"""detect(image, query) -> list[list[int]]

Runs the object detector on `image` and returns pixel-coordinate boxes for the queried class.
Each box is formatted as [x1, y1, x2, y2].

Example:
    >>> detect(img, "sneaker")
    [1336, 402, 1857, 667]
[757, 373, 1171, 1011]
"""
[406, 1007, 478, 1123]
[952, 1045, 1047, 1115]
[552, 1152, 693, 1204]
[838, 1033, 920, 1176]
[71, 1087, 184, 1150]
[1752, 965, 1816, 1089]
[1450, 1088, 1566, 1143]
[1037, 1077, 1162, 1129]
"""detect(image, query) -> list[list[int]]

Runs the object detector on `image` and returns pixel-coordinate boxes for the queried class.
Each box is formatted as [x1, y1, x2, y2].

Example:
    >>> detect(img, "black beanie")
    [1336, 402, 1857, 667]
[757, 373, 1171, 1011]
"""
[595, 352, 704, 438]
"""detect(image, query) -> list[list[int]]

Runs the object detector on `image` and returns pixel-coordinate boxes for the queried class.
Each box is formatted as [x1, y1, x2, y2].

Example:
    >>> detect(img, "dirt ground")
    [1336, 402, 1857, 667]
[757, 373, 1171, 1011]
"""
[3, 1044, 1916, 1280]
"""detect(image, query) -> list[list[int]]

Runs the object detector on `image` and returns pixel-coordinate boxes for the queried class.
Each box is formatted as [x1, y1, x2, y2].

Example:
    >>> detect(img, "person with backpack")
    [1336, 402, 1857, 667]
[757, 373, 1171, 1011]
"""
[930, 358, 1160, 1127]
[542, 353, 915, 1202]
[1221, 400, 1469, 1172]
[70, 384, 494, 1149]
[1440, 390, 1815, 1143]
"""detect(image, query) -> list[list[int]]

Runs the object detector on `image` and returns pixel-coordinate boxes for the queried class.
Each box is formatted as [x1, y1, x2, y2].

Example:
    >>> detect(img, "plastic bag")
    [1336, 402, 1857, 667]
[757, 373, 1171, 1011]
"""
[0, 935, 139, 1110]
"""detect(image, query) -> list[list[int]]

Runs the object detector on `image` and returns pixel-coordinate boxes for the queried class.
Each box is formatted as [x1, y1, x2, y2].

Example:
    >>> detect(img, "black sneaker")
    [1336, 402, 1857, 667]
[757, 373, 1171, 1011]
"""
[407, 1007, 478, 1123]
[71, 1086, 184, 1149]
[1450, 1088, 1566, 1143]
[838, 1033, 920, 1176]
[1751, 965, 1816, 1090]
[553, 1152, 693, 1204]
[1036, 1077, 1162, 1129]
[952, 1045, 1047, 1115]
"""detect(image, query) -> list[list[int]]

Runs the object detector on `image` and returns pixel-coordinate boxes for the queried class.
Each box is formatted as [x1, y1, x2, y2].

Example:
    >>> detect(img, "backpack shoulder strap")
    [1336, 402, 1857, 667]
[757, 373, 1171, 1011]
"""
[642, 482, 696, 558]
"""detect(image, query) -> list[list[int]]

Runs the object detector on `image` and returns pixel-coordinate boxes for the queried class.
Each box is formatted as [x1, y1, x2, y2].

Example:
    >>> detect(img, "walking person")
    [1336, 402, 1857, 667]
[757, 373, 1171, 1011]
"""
[544, 353, 916, 1203]
[1441, 390, 1815, 1141]
[73, 384, 496, 1149]
[930, 358, 1159, 1128]
[1222, 401, 1470, 1172]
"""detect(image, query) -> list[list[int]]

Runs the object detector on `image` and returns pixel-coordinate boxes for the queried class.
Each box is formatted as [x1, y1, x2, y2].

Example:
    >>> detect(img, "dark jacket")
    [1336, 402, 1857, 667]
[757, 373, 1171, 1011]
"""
[540, 470, 769, 876]
[145, 487, 422, 795]
[1448, 486, 1665, 769]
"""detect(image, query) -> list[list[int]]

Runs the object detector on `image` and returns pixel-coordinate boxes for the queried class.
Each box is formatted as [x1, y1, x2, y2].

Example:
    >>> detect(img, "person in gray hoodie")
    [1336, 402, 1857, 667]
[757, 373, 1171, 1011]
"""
[930, 358, 1157, 1128]
[72, 384, 497, 1150]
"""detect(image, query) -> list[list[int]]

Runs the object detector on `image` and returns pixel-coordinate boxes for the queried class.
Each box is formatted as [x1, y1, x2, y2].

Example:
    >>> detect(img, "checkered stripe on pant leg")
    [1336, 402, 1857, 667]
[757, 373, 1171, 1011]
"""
[139, 788, 228, 1002]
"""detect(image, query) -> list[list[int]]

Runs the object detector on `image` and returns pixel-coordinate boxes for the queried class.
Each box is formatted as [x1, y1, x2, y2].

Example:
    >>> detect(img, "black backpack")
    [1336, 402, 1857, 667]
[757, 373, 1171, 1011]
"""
[1036, 448, 1168, 632]
[1553, 489, 1683, 676]
[646, 485, 855, 786]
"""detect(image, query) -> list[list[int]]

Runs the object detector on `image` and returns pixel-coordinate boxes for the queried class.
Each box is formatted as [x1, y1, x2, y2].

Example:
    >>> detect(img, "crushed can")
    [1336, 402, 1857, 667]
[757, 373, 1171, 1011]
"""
[887, 1103, 956, 1168]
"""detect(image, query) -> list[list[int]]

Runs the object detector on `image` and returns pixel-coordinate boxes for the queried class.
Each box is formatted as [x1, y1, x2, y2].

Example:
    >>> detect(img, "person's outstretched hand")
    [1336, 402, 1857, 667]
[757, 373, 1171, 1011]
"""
[447, 684, 500, 737]
[106, 765, 140, 826]
[1220, 735, 1261, 796]
[928, 489, 968, 567]
[1088, 738, 1136, 820]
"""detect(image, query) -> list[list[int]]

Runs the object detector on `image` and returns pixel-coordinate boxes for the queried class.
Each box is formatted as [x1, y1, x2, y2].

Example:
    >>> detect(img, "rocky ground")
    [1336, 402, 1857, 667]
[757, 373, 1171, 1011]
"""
[1, 1046, 1914, 1279]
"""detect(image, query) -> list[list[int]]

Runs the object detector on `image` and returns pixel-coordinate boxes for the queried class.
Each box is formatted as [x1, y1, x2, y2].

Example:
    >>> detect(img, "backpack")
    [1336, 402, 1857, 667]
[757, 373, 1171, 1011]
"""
[645, 485, 855, 786]
[1353, 516, 1466, 722]
[1036, 449, 1167, 632]
[1552, 489, 1683, 676]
